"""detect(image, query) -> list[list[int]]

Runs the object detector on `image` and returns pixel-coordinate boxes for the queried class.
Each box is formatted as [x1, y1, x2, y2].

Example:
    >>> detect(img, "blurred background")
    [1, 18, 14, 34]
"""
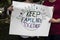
[0, 0, 44, 40]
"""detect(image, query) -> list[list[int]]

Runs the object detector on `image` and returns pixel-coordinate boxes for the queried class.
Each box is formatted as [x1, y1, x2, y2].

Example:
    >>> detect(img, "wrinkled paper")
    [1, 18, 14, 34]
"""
[9, 1, 53, 36]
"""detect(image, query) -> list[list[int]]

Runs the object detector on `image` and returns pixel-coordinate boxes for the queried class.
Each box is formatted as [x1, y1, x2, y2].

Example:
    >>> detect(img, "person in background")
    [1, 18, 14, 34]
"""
[43, 0, 60, 40]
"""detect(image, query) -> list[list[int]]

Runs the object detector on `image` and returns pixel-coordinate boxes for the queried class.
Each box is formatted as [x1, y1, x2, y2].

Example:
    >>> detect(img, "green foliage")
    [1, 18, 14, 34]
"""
[0, 0, 11, 7]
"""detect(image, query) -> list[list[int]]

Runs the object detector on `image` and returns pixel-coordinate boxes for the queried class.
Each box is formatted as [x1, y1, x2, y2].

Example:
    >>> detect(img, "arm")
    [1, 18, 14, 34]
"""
[56, 18, 60, 23]
[49, 18, 60, 23]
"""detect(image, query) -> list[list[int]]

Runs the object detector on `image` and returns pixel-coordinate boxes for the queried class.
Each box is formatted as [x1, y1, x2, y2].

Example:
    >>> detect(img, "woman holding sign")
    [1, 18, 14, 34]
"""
[8, 0, 40, 40]
[43, 0, 60, 40]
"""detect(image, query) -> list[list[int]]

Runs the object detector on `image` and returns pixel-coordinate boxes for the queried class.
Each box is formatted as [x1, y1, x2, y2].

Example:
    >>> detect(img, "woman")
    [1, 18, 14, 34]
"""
[43, 0, 60, 40]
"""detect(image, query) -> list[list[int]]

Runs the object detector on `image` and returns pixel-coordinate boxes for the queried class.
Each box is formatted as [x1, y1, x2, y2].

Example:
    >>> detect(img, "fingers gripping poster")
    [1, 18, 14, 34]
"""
[9, 1, 53, 36]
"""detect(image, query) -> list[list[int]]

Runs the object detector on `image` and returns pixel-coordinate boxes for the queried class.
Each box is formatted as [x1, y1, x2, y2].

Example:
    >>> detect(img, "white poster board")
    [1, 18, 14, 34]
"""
[9, 1, 53, 36]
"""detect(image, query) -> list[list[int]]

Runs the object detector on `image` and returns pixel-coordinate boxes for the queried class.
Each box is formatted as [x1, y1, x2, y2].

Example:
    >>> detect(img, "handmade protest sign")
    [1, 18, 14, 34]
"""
[9, 1, 53, 36]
